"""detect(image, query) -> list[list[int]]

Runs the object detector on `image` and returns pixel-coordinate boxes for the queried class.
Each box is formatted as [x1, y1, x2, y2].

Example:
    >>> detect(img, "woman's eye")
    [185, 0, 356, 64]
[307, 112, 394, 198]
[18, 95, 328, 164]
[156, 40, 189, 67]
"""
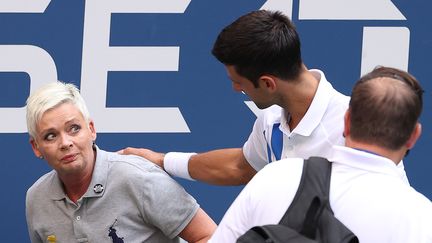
[70, 124, 81, 133]
[44, 133, 56, 141]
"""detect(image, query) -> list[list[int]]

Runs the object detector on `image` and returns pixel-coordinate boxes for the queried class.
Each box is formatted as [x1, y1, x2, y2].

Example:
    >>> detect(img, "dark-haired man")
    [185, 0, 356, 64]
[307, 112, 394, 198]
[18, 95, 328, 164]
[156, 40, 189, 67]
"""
[120, 10, 407, 186]
[210, 66, 432, 242]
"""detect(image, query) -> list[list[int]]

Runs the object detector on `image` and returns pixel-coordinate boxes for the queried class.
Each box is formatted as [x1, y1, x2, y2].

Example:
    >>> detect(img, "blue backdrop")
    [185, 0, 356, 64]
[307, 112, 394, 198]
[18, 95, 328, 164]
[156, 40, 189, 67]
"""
[0, 1, 430, 242]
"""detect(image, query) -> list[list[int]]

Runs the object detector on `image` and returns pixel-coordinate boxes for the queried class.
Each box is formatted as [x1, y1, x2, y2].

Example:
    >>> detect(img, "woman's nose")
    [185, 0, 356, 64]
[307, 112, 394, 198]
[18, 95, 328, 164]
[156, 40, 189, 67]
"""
[59, 134, 73, 150]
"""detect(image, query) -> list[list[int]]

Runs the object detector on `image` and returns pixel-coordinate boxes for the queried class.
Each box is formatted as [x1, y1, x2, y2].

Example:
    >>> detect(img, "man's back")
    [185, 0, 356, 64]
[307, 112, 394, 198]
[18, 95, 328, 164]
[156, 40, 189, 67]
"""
[210, 146, 432, 242]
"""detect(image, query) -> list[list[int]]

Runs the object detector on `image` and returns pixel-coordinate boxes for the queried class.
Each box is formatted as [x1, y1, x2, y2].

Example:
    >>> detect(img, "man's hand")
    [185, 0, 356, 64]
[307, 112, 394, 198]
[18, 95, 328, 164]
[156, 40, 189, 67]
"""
[118, 147, 165, 168]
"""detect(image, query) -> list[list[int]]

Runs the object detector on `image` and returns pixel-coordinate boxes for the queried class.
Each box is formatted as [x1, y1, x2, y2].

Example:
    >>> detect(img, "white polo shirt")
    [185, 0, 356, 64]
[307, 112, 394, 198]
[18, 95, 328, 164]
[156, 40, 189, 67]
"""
[243, 69, 349, 171]
[210, 146, 432, 243]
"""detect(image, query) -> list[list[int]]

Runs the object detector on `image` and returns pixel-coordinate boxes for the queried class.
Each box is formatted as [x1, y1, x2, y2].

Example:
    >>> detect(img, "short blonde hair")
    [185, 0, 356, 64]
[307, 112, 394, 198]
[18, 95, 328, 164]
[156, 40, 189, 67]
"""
[26, 81, 90, 138]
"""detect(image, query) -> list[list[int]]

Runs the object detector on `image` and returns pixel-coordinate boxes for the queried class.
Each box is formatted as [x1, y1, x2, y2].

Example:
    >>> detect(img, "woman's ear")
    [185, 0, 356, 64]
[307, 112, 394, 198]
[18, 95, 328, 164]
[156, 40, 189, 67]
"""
[89, 120, 97, 141]
[30, 138, 42, 158]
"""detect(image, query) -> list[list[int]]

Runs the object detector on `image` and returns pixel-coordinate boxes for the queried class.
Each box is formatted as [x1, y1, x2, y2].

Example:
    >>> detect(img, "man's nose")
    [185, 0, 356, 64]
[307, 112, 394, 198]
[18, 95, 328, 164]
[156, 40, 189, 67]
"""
[232, 83, 242, 92]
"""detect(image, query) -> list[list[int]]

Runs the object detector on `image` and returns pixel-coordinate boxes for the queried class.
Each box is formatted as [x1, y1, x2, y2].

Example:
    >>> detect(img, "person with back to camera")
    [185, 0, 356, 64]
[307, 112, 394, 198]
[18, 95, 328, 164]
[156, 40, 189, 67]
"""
[119, 10, 409, 187]
[209, 66, 432, 242]
[25, 81, 216, 243]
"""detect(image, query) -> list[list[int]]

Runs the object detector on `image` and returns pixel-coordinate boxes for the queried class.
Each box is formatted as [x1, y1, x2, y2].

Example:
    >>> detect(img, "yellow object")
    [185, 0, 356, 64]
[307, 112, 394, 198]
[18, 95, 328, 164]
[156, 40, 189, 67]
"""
[47, 235, 56, 243]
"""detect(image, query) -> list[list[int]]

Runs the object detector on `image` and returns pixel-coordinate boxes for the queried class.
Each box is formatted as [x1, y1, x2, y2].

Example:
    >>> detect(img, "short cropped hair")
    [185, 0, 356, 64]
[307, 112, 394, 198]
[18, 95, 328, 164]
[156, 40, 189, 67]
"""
[349, 66, 423, 150]
[212, 10, 302, 87]
[26, 81, 90, 139]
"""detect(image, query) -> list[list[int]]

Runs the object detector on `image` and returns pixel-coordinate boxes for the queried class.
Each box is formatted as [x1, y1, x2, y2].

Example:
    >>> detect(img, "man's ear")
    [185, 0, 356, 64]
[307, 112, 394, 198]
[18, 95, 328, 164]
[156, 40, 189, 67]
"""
[406, 123, 422, 149]
[259, 75, 277, 91]
[30, 138, 42, 158]
[343, 109, 351, 138]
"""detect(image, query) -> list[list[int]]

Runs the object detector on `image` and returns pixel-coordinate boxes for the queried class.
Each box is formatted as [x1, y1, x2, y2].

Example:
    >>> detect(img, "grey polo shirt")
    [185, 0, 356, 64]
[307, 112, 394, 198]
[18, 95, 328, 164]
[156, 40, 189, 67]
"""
[26, 147, 199, 243]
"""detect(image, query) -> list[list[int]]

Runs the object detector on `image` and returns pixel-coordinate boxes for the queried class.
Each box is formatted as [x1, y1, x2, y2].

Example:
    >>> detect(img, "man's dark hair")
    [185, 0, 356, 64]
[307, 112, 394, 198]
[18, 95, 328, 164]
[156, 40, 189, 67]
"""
[349, 66, 424, 150]
[211, 10, 302, 87]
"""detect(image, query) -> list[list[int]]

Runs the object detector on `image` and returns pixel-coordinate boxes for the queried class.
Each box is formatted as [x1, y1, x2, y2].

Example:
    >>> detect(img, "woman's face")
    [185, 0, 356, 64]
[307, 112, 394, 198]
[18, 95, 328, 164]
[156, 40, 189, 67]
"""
[30, 102, 96, 177]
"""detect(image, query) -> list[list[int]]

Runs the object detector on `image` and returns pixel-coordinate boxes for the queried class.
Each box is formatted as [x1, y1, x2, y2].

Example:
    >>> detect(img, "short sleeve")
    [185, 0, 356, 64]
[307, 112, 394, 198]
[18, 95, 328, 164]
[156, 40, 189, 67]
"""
[243, 112, 272, 171]
[26, 188, 42, 243]
[140, 168, 199, 239]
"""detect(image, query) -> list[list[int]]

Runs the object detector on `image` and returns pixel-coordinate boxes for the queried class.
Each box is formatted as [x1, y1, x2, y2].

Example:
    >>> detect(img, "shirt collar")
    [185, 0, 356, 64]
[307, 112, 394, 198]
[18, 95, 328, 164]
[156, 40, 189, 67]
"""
[48, 145, 108, 200]
[49, 172, 67, 200]
[85, 145, 108, 198]
[329, 145, 403, 179]
[280, 69, 333, 136]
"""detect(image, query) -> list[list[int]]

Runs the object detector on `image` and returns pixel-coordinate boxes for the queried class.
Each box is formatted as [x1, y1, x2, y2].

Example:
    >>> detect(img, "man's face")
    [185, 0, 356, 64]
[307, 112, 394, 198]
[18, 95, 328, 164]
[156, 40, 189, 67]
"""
[225, 65, 273, 109]
[30, 102, 96, 177]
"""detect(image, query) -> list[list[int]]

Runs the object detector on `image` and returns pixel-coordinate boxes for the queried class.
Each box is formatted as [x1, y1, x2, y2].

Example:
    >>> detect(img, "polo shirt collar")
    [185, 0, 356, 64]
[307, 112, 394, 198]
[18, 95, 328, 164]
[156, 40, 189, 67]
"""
[49, 172, 67, 200]
[281, 69, 333, 136]
[48, 145, 108, 201]
[330, 145, 403, 179]
[85, 145, 108, 198]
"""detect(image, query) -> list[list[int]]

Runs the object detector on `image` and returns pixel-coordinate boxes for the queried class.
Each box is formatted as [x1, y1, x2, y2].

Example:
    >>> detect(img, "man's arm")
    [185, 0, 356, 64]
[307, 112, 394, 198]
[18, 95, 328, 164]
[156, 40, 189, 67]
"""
[189, 148, 256, 185]
[178, 208, 217, 243]
[120, 147, 257, 185]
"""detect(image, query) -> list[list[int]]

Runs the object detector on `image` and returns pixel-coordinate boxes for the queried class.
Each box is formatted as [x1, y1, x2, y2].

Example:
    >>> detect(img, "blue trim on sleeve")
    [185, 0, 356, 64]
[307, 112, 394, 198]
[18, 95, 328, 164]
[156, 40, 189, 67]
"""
[263, 130, 272, 163]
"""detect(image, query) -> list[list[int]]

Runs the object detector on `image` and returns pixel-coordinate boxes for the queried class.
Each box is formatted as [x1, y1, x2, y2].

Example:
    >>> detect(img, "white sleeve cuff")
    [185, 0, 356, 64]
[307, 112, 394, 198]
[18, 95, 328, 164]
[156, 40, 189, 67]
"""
[164, 152, 196, 181]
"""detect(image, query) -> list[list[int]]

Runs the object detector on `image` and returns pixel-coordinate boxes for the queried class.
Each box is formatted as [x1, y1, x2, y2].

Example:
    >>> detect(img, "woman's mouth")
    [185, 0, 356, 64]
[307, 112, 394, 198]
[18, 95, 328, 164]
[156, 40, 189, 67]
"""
[61, 154, 77, 163]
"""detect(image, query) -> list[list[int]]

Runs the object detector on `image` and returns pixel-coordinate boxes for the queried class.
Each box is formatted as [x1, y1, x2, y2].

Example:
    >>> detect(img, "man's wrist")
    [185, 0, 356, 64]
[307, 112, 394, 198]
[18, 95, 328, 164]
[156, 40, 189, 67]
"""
[164, 152, 196, 181]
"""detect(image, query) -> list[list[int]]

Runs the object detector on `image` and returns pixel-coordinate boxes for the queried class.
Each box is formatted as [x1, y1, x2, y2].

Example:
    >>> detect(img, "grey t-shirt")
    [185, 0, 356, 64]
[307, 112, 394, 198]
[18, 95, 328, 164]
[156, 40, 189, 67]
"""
[26, 148, 199, 243]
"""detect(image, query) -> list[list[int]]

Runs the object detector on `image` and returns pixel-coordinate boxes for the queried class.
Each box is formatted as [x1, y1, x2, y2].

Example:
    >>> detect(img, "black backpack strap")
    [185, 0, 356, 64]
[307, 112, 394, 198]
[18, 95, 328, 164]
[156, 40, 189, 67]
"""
[278, 157, 332, 238]
[237, 157, 358, 243]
